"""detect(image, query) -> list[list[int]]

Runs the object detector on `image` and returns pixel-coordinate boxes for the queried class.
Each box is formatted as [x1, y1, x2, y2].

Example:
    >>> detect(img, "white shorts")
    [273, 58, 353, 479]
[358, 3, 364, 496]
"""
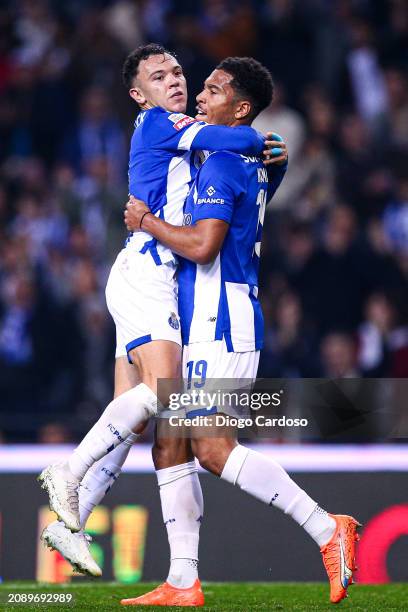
[105, 248, 181, 361]
[181, 339, 259, 418]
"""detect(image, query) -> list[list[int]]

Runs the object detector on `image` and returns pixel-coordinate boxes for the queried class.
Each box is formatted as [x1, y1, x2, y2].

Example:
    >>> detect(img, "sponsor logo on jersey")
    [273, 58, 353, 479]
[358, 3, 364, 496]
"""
[197, 197, 225, 204]
[173, 115, 196, 131]
[206, 185, 216, 196]
[240, 154, 261, 163]
[168, 312, 180, 330]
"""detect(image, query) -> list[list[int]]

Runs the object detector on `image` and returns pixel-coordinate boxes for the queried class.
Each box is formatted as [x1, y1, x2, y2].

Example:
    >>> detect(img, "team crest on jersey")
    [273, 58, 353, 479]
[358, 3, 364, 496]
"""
[168, 312, 180, 330]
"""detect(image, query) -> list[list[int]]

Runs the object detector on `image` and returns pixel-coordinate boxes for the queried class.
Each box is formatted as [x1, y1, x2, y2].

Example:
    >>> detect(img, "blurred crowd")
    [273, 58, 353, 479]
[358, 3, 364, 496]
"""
[0, 0, 407, 442]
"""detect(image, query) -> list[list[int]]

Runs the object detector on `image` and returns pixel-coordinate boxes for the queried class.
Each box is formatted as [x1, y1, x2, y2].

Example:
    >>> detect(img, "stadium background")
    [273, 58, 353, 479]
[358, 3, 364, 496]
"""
[0, 0, 407, 586]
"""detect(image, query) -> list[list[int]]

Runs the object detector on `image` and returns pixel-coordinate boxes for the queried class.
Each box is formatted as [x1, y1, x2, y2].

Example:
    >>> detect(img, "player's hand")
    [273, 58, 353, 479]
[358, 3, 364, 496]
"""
[263, 131, 288, 166]
[124, 195, 150, 231]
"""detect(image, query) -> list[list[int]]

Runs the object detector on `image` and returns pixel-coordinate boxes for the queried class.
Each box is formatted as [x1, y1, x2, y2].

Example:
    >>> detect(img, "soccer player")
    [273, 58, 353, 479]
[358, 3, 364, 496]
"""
[121, 57, 360, 606]
[37, 44, 273, 577]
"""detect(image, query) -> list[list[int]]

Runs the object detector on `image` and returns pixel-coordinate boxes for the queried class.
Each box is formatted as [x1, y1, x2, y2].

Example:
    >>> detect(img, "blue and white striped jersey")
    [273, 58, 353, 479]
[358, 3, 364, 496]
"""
[126, 107, 265, 264]
[178, 151, 287, 352]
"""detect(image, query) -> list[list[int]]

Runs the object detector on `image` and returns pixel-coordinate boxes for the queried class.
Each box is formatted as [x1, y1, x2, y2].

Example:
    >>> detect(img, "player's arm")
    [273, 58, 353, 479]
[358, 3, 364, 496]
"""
[125, 152, 240, 264]
[188, 123, 266, 155]
[127, 210, 228, 265]
[149, 109, 268, 156]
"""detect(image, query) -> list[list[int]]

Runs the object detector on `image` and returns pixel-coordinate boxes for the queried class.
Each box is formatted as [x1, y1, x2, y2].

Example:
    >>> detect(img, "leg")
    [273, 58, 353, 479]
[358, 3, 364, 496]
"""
[121, 430, 205, 606]
[38, 248, 182, 530]
[181, 341, 338, 543]
[78, 357, 143, 529]
[153, 432, 202, 589]
[114, 355, 141, 398]
[38, 339, 178, 532]
[41, 357, 144, 576]
[72, 338, 180, 482]
[128, 339, 181, 408]
[193, 433, 360, 604]
[193, 433, 335, 540]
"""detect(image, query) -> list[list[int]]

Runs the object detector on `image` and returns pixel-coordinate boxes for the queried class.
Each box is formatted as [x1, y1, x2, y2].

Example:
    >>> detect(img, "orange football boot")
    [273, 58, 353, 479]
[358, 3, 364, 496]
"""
[320, 514, 361, 604]
[120, 579, 204, 607]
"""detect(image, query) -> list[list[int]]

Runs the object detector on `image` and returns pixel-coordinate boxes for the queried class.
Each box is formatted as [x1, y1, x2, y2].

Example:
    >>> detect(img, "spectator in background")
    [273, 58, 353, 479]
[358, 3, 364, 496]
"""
[196, 0, 257, 61]
[68, 258, 114, 421]
[0, 272, 59, 420]
[290, 206, 364, 335]
[254, 82, 305, 163]
[336, 113, 379, 220]
[62, 86, 126, 186]
[65, 156, 128, 261]
[378, 68, 408, 149]
[358, 293, 408, 378]
[253, 82, 307, 210]
[320, 332, 360, 378]
[259, 290, 319, 378]
[11, 190, 68, 263]
[346, 18, 388, 129]
[257, 0, 315, 103]
[66, 6, 126, 95]
[383, 170, 408, 261]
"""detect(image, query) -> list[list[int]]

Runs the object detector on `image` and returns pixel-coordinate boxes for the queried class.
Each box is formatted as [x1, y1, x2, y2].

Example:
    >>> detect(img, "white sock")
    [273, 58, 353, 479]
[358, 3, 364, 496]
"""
[303, 506, 336, 547]
[221, 445, 333, 545]
[68, 383, 157, 480]
[78, 432, 139, 529]
[156, 461, 203, 589]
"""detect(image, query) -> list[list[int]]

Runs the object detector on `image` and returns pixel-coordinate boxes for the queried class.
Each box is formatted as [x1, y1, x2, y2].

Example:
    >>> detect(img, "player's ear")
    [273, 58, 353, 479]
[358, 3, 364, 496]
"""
[129, 87, 147, 107]
[235, 100, 251, 121]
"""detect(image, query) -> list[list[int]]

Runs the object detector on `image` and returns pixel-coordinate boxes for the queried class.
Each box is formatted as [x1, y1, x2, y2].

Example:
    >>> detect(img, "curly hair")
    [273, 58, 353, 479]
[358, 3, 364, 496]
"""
[216, 57, 274, 120]
[122, 43, 177, 90]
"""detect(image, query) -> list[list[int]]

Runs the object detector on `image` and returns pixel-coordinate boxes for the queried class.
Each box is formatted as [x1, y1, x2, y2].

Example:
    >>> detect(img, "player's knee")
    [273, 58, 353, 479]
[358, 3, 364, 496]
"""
[152, 438, 171, 469]
[152, 437, 193, 469]
[192, 439, 219, 475]
[193, 437, 237, 475]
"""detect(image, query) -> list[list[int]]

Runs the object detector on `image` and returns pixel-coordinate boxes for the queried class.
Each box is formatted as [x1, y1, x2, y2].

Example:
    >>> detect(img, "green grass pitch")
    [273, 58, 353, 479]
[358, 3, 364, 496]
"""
[0, 582, 407, 611]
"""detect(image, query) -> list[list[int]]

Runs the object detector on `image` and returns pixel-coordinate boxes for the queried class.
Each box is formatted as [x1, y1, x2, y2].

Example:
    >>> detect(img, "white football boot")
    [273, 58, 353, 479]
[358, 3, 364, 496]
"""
[37, 463, 80, 532]
[42, 521, 102, 577]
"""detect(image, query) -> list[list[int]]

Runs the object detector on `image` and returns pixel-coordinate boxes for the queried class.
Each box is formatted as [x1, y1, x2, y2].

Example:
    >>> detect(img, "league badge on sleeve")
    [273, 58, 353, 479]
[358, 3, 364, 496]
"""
[168, 112, 196, 130]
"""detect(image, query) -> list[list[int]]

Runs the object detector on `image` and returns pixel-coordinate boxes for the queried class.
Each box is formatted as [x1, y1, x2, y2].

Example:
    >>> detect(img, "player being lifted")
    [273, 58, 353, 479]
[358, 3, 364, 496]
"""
[37, 45, 275, 577]
[37, 45, 360, 605]
[121, 57, 360, 606]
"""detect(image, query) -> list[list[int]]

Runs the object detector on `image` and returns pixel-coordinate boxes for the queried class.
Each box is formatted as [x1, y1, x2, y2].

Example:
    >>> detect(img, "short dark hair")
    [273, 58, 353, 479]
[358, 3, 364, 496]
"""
[122, 43, 177, 89]
[216, 57, 273, 120]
